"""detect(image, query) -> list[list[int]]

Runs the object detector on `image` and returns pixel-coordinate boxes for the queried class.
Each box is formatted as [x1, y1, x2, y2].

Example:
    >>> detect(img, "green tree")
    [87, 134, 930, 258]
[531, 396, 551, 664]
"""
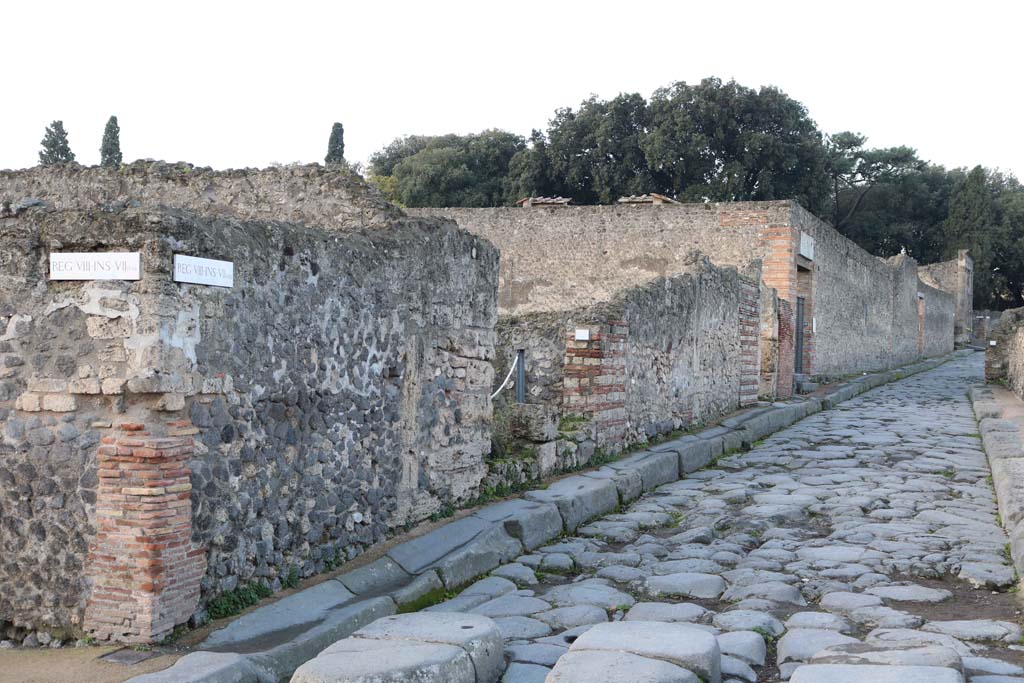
[325, 122, 345, 165]
[100, 115, 122, 167]
[38, 120, 75, 166]
[376, 130, 525, 207]
[643, 78, 830, 210]
[825, 132, 922, 229]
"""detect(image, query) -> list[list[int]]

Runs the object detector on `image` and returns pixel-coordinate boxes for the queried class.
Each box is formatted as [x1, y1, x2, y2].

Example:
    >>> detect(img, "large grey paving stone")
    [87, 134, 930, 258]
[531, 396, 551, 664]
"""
[291, 639, 475, 683]
[958, 562, 1016, 589]
[430, 525, 523, 588]
[247, 597, 396, 681]
[922, 619, 1023, 643]
[534, 605, 608, 629]
[391, 570, 444, 608]
[472, 499, 564, 551]
[505, 642, 568, 666]
[776, 629, 859, 664]
[651, 435, 714, 474]
[124, 652, 263, 683]
[351, 612, 505, 682]
[789, 664, 965, 683]
[818, 591, 883, 614]
[645, 572, 726, 599]
[716, 631, 767, 666]
[525, 475, 619, 532]
[809, 641, 963, 669]
[387, 516, 493, 574]
[865, 584, 952, 603]
[721, 581, 806, 605]
[607, 450, 680, 491]
[711, 610, 784, 636]
[501, 662, 550, 683]
[785, 612, 853, 633]
[336, 557, 410, 595]
[546, 650, 700, 683]
[624, 602, 708, 623]
[543, 579, 635, 610]
[580, 466, 643, 505]
[865, 628, 973, 655]
[494, 616, 552, 640]
[203, 580, 355, 650]
[568, 621, 721, 683]
[469, 594, 550, 618]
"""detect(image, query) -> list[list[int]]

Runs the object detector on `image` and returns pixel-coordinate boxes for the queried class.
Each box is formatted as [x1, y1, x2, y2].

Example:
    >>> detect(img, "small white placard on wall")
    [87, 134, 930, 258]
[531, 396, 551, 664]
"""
[50, 252, 140, 280]
[173, 255, 234, 288]
[574, 328, 591, 341]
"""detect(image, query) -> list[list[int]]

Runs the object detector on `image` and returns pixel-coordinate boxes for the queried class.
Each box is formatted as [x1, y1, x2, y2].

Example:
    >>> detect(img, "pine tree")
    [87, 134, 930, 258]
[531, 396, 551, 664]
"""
[100, 115, 122, 167]
[38, 121, 75, 166]
[325, 122, 345, 165]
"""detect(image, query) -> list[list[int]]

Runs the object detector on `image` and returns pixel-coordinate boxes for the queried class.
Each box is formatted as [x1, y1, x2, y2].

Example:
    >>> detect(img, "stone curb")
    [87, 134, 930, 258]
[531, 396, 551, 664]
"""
[126, 350, 968, 683]
[969, 381, 1024, 580]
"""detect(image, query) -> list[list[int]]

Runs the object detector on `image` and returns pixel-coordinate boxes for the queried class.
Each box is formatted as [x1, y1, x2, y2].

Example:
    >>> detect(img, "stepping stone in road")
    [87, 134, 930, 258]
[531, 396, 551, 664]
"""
[566, 621, 721, 683]
[789, 664, 966, 683]
[865, 584, 952, 603]
[546, 650, 700, 683]
[645, 572, 726, 599]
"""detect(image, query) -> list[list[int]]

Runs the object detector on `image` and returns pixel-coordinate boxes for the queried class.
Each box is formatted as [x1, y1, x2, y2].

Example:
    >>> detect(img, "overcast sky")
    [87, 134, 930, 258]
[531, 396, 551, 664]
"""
[3, 1, 1021, 178]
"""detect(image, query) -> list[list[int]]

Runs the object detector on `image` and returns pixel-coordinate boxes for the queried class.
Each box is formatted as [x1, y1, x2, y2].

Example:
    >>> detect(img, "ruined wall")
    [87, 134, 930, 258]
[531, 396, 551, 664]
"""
[920, 282, 956, 357]
[411, 204, 775, 315]
[0, 200, 497, 638]
[413, 201, 959, 380]
[986, 308, 1024, 397]
[920, 250, 974, 342]
[488, 255, 752, 488]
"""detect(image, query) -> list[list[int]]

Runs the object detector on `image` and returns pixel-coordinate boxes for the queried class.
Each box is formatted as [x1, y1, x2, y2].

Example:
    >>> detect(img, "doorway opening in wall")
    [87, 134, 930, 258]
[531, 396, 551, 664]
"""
[795, 297, 806, 375]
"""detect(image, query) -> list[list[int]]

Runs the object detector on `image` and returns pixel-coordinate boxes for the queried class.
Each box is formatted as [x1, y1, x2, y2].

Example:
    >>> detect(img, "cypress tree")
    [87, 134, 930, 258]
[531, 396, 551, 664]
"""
[325, 122, 345, 165]
[38, 120, 75, 166]
[100, 115, 122, 167]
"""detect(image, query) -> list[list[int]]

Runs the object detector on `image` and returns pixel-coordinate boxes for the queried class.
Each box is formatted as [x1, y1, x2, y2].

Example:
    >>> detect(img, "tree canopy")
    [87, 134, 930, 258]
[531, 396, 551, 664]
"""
[325, 122, 345, 165]
[100, 115, 122, 167]
[367, 76, 1024, 308]
[39, 121, 75, 166]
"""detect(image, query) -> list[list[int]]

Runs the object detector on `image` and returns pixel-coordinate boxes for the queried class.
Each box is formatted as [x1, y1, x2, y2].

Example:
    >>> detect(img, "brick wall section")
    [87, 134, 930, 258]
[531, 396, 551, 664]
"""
[562, 323, 627, 448]
[84, 422, 204, 643]
[797, 268, 815, 374]
[776, 299, 795, 399]
[738, 276, 761, 406]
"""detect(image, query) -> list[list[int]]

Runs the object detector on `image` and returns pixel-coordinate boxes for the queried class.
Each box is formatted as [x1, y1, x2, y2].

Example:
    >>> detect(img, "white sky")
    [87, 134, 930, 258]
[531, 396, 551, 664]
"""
[2, 1, 1022, 178]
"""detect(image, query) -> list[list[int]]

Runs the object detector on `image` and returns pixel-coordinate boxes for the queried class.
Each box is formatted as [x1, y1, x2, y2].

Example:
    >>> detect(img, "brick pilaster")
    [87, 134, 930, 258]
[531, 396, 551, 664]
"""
[776, 299, 795, 399]
[562, 322, 627, 447]
[84, 423, 205, 643]
[738, 277, 761, 406]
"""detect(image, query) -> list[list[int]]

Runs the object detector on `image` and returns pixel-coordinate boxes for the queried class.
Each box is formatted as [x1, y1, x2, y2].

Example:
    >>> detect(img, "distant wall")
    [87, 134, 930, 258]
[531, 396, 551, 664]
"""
[0, 202, 497, 641]
[488, 254, 757, 486]
[920, 250, 974, 342]
[987, 308, 1024, 398]
[413, 200, 959, 378]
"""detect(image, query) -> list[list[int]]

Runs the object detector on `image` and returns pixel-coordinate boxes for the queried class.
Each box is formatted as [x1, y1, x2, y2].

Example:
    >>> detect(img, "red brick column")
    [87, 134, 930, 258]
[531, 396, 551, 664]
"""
[776, 300, 795, 399]
[738, 277, 761, 406]
[84, 423, 205, 643]
[562, 322, 627, 448]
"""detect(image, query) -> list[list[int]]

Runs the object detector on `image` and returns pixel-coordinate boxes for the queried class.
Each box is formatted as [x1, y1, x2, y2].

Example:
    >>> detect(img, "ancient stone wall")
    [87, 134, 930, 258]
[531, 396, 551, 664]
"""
[986, 308, 1024, 398]
[413, 200, 959, 379]
[920, 250, 974, 343]
[919, 281, 956, 358]
[488, 255, 753, 486]
[0, 197, 497, 639]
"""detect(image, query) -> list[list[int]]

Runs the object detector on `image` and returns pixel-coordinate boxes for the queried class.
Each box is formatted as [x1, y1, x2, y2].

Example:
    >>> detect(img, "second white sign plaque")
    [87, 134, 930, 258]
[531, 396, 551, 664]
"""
[173, 255, 234, 288]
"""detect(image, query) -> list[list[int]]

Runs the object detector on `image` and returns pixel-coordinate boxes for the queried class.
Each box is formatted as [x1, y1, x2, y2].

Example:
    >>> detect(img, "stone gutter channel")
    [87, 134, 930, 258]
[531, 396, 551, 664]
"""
[127, 350, 974, 683]
[970, 380, 1024, 581]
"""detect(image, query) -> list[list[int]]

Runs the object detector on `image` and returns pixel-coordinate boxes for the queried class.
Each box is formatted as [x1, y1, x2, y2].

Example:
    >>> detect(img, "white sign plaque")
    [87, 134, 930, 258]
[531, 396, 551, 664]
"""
[173, 255, 234, 288]
[50, 252, 140, 281]
[574, 328, 591, 341]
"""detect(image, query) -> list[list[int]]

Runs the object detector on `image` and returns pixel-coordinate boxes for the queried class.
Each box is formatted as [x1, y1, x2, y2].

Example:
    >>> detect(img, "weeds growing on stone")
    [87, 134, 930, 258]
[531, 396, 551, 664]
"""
[207, 582, 273, 620]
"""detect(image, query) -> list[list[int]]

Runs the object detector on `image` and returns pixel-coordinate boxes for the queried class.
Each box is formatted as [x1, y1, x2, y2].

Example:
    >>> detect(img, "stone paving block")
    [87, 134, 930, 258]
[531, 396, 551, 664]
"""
[387, 516, 493, 574]
[431, 525, 523, 589]
[568, 621, 721, 683]
[247, 597, 396, 681]
[789, 664, 965, 683]
[777, 629, 859, 664]
[391, 570, 444, 609]
[547, 650, 700, 683]
[581, 466, 643, 504]
[652, 434, 714, 474]
[348, 612, 505, 682]
[472, 499, 563, 550]
[502, 662, 550, 683]
[607, 450, 680, 491]
[809, 641, 963, 669]
[336, 556, 410, 595]
[202, 580, 356, 650]
[524, 475, 619, 532]
[644, 572, 726, 599]
[125, 652, 263, 683]
[292, 639, 475, 683]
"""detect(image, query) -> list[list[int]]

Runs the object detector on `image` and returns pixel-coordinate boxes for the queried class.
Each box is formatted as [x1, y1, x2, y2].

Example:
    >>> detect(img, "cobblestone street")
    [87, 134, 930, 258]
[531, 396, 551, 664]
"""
[408, 354, 1024, 683]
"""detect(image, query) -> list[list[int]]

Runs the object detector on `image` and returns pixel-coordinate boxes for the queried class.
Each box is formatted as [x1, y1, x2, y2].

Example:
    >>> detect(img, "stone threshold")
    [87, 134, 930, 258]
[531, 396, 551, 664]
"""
[125, 349, 973, 683]
[969, 380, 1024, 582]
